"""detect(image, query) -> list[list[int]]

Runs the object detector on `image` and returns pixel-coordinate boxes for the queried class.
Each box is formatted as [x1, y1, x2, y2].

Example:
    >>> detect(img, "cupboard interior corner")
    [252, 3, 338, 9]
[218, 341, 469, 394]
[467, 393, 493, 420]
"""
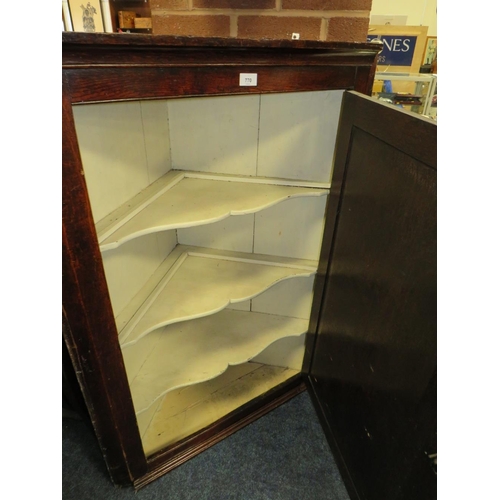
[72, 89, 344, 456]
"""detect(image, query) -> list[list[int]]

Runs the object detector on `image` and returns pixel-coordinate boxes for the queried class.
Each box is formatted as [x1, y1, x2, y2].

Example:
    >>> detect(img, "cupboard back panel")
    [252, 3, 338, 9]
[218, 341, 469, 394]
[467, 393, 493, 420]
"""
[73, 100, 172, 222]
[257, 91, 342, 183]
[168, 91, 343, 183]
[168, 95, 260, 177]
[101, 231, 177, 317]
[75, 91, 342, 196]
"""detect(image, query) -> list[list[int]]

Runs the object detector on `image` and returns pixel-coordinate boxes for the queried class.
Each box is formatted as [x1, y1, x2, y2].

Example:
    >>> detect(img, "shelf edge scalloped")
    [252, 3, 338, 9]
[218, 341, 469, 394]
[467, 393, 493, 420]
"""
[120, 271, 314, 348]
[100, 189, 327, 252]
[131, 330, 307, 415]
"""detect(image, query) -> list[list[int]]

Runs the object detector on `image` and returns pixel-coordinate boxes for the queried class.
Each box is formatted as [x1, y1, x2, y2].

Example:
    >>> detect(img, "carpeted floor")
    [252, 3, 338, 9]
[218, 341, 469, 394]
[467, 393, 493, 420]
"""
[62, 390, 350, 500]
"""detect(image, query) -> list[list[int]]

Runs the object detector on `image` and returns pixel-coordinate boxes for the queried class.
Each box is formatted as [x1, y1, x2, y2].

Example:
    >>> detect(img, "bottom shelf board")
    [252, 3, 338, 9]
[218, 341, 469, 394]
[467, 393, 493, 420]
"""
[140, 362, 299, 456]
[124, 309, 308, 415]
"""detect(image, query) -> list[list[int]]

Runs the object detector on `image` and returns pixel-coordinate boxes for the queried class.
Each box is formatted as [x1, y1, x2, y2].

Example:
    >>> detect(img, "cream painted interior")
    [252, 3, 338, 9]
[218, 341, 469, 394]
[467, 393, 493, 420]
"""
[72, 90, 342, 455]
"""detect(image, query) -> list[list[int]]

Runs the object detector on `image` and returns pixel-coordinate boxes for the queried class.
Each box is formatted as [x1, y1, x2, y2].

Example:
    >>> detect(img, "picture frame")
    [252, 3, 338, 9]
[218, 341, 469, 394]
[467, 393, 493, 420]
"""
[62, 0, 73, 31]
[367, 25, 428, 74]
[68, 0, 105, 33]
[422, 36, 437, 66]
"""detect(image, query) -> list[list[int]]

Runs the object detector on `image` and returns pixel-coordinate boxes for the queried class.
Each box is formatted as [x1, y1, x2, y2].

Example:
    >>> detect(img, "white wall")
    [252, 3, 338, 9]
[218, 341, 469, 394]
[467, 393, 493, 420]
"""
[371, 0, 437, 36]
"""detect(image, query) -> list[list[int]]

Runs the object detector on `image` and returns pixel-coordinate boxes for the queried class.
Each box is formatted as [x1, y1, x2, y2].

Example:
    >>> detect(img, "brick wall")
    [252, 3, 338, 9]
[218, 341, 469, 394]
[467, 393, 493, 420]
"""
[151, 0, 372, 42]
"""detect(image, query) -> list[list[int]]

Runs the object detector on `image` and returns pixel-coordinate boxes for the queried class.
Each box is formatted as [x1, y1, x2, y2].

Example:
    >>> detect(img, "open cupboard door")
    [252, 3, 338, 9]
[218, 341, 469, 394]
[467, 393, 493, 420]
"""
[307, 91, 437, 500]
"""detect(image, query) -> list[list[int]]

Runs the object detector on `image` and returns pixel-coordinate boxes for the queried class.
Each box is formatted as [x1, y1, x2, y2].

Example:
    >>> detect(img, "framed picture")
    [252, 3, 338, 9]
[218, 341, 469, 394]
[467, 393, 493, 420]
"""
[62, 0, 73, 31]
[68, 0, 105, 33]
[367, 25, 428, 74]
[422, 36, 437, 66]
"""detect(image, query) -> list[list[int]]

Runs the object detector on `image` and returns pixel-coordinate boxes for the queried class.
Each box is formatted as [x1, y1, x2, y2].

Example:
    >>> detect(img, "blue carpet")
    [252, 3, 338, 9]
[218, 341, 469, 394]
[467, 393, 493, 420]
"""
[63, 390, 350, 500]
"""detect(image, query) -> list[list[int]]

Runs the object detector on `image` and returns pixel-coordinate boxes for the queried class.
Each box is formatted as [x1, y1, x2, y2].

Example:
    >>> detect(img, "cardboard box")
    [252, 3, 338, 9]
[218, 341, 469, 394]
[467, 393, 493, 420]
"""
[134, 17, 152, 29]
[118, 11, 136, 29]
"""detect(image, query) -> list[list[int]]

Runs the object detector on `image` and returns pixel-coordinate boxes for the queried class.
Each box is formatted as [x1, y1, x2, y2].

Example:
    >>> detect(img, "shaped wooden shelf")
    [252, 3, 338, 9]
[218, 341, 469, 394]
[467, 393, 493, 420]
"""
[124, 308, 308, 415]
[116, 245, 317, 348]
[97, 171, 329, 252]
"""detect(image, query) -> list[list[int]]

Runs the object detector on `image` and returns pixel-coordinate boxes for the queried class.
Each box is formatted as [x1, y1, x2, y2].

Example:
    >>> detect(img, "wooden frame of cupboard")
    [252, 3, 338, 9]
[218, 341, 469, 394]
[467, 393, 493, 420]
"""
[62, 32, 380, 489]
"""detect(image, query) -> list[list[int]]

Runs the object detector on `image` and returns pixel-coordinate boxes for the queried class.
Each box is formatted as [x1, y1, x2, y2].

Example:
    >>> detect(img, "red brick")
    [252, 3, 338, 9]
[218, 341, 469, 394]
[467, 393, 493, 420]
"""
[238, 16, 321, 40]
[283, 0, 371, 10]
[327, 16, 369, 42]
[193, 0, 275, 8]
[152, 14, 231, 37]
[150, 0, 189, 10]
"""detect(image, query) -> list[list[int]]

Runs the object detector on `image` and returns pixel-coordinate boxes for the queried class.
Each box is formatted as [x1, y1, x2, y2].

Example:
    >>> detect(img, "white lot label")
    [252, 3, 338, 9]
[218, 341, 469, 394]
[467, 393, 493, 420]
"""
[239, 73, 258, 86]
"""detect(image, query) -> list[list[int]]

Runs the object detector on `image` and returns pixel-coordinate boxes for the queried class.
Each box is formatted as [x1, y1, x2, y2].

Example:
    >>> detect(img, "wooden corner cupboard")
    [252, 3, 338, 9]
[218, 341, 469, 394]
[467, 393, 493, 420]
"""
[62, 32, 436, 499]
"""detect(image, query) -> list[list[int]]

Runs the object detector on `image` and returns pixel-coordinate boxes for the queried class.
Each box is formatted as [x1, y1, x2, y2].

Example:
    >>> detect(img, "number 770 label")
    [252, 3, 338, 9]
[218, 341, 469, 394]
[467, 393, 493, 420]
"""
[239, 73, 258, 86]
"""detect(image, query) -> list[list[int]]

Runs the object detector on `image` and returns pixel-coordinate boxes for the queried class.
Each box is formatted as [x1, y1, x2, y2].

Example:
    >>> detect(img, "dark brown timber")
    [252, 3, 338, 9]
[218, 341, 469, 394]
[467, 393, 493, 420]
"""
[308, 92, 437, 500]
[62, 32, 380, 487]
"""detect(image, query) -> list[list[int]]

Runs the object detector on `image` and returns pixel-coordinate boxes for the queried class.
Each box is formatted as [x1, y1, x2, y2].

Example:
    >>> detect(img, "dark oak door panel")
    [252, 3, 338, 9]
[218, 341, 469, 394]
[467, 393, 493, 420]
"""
[309, 91, 436, 500]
